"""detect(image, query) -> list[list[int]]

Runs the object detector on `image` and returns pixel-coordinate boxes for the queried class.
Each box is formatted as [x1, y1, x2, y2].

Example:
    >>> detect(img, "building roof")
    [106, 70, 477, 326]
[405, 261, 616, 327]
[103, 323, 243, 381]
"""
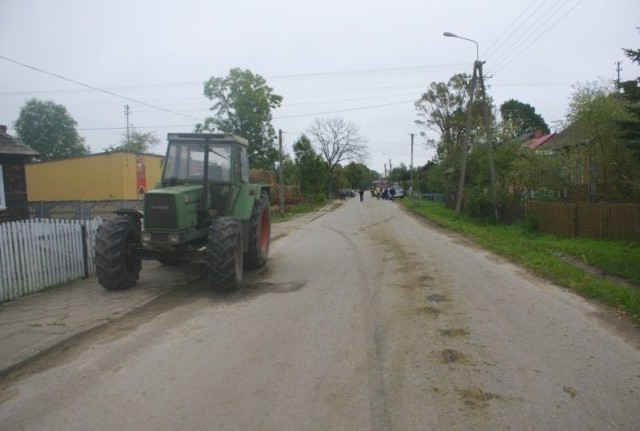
[541, 125, 593, 150]
[522, 131, 556, 149]
[25, 150, 164, 166]
[0, 125, 39, 157]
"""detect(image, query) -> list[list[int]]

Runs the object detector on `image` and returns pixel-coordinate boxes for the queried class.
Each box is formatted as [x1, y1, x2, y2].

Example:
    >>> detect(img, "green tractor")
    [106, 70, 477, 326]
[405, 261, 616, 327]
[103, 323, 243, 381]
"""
[94, 133, 271, 292]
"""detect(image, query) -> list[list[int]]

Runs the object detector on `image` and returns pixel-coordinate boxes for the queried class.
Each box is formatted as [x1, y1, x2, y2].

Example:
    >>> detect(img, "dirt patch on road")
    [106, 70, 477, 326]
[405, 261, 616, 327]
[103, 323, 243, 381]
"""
[364, 220, 499, 428]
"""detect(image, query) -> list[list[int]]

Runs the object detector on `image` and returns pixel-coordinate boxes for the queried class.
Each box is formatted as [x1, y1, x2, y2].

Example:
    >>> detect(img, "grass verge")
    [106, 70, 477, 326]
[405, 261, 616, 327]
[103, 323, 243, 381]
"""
[402, 199, 640, 322]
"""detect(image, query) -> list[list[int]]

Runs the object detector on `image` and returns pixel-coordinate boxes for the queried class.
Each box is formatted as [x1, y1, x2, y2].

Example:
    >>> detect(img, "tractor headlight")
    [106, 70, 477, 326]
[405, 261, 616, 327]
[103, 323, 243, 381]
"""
[141, 232, 151, 243]
[168, 233, 180, 244]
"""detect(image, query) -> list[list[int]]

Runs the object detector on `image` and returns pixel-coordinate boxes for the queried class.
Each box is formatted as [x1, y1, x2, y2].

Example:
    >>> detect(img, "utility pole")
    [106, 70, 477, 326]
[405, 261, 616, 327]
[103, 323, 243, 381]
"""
[124, 105, 131, 146]
[477, 61, 499, 222]
[410, 133, 414, 197]
[615, 61, 623, 92]
[278, 129, 284, 217]
[454, 60, 499, 221]
[455, 63, 478, 216]
[444, 31, 499, 221]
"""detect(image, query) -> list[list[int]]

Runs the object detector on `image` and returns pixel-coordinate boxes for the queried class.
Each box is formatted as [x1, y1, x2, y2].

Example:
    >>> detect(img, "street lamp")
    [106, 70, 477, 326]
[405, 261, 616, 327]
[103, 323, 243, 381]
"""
[443, 31, 479, 61]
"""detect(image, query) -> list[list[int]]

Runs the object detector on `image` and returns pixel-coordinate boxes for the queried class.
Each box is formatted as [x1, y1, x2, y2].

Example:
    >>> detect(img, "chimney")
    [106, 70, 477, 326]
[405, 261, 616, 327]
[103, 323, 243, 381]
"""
[0, 125, 7, 133]
[534, 130, 543, 138]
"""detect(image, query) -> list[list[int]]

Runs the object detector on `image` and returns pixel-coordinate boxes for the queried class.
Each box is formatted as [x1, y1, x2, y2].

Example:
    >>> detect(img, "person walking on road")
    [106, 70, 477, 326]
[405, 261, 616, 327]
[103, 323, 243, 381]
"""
[358, 189, 364, 202]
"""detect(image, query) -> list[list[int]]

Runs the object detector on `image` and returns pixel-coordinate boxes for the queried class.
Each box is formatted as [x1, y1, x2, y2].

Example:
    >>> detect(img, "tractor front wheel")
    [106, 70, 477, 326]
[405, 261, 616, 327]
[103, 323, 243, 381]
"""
[94, 215, 141, 290]
[207, 217, 243, 292]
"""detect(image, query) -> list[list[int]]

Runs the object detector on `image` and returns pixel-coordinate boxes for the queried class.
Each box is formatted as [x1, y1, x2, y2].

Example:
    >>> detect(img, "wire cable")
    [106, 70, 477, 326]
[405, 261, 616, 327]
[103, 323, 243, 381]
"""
[488, 0, 574, 70]
[484, 0, 546, 60]
[490, 0, 584, 75]
[274, 100, 414, 120]
[0, 54, 205, 122]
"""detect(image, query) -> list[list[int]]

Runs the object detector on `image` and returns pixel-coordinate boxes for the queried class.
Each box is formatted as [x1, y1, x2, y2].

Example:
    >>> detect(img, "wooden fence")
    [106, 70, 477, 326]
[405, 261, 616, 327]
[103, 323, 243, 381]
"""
[528, 202, 640, 241]
[0, 218, 102, 302]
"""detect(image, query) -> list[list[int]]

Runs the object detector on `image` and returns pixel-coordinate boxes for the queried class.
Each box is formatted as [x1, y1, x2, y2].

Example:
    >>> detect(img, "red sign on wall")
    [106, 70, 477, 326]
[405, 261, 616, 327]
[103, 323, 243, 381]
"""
[136, 155, 146, 199]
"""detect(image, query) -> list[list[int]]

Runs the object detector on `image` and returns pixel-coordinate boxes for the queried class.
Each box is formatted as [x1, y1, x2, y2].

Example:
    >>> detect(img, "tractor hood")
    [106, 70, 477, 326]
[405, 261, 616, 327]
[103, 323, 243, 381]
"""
[143, 184, 204, 231]
[146, 184, 203, 199]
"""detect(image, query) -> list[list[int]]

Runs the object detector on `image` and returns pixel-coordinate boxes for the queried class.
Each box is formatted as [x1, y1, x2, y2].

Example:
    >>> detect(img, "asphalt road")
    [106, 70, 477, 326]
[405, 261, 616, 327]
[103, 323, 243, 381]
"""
[1, 197, 639, 430]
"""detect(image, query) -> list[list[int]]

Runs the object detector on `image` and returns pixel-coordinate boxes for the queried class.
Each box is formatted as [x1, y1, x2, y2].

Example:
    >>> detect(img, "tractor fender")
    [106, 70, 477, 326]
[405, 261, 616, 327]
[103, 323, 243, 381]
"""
[229, 184, 270, 220]
[114, 208, 143, 221]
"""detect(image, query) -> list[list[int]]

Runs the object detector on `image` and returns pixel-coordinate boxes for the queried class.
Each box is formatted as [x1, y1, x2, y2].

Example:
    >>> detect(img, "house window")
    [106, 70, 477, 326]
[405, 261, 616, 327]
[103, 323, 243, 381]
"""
[0, 165, 6, 210]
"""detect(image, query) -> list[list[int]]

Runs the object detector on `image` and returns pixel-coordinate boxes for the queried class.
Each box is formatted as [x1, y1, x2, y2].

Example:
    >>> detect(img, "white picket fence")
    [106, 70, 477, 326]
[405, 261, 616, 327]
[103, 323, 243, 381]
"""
[0, 218, 103, 302]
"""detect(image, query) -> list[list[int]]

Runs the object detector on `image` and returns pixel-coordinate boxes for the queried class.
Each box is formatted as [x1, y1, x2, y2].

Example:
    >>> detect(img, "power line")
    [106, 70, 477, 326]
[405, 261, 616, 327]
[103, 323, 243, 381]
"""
[0, 63, 471, 98]
[489, 0, 573, 69]
[0, 81, 203, 97]
[484, 0, 552, 61]
[479, 0, 584, 77]
[266, 63, 471, 81]
[78, 123, 197, 131]
[488, 0, 582, 74]
[274, 100, 414, 120]
[0, 54, 205, 122]
[490, 0, 584, 75]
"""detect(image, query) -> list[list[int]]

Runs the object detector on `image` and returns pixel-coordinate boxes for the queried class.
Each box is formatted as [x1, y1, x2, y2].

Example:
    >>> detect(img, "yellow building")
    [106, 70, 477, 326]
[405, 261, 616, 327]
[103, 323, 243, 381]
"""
[26, 152, 164, 201]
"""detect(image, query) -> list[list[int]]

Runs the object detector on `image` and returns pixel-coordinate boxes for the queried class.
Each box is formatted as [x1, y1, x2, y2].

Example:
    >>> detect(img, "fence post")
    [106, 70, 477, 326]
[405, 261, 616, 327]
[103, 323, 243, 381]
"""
[81, 224, 89, 278]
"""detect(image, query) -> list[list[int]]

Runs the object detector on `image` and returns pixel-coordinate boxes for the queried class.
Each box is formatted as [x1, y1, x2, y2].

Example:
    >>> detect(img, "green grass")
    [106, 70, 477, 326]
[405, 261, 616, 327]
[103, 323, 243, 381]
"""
[402, 199, 640, 322]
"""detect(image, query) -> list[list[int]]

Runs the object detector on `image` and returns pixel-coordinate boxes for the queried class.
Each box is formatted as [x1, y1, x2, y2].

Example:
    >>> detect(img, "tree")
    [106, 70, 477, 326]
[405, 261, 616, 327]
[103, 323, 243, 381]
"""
[389, 163, 410, 187]
[618, 31, 640, 163]
[566, 81, 639, 201]
[499, 99, 550, 139]
[105, 128, 160, 153]
[417, 160, 448, 194]
[415, 73, 497, 205]
[414, 73, 487, 163]
[197, 68, 282, 170]
[293, 134, 327, 200]
[415, 74, 467, 151]
[343, 162, 375, 189]
[281, 153, 298, 186]
[306, 116, 368, 171]
[505, 143, 566, 202]
[622, 27, 640, 64]
[14, 98, 88, 161]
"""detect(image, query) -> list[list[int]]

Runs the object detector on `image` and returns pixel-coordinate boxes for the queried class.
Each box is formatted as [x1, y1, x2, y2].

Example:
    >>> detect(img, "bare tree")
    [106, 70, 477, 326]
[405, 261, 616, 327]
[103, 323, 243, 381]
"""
[307, 117, 368, 171]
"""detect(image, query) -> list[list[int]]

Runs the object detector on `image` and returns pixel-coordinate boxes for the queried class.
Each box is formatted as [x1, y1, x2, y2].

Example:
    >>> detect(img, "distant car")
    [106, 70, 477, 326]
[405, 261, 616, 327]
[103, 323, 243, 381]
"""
[391, 186, 405, 199]
[346, 189, 356, 198]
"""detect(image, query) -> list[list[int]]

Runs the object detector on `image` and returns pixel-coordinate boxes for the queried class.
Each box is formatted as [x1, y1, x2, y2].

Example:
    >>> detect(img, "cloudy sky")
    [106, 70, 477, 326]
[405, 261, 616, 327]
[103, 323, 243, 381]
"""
[1, 0, 638, 174]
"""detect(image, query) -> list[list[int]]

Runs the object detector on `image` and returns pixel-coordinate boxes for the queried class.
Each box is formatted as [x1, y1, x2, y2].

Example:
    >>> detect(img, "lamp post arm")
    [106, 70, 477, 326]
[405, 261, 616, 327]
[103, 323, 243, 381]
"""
[457, 36, 479, 61]
[443, 32, 479, 61]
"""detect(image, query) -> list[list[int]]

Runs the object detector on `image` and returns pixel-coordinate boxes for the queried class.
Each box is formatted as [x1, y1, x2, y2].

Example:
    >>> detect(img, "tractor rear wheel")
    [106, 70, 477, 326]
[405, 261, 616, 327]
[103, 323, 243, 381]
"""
[244, 191, 271, 269]
[207, 217, 243, 292]
[95, 216, 141, 290]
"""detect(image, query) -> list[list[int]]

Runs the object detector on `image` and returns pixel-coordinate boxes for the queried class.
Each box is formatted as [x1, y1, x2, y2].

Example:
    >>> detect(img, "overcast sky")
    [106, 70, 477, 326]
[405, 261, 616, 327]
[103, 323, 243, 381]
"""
[1, 0, 639, 174]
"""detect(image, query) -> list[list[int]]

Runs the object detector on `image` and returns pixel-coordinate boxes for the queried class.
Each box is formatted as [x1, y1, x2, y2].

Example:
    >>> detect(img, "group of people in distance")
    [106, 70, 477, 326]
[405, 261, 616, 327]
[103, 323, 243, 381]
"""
[370, 186, 396, 201]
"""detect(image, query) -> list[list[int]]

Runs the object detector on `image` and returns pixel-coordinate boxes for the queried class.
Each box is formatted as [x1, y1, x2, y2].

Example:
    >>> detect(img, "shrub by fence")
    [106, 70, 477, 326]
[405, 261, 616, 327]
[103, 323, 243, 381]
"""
[0, 218, 102, 302]
[528, 201, 640, 241]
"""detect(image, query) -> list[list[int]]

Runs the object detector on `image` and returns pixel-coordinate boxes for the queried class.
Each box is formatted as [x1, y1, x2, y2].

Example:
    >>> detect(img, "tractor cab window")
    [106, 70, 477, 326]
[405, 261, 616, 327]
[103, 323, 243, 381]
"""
[163, 141, 233, 181]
